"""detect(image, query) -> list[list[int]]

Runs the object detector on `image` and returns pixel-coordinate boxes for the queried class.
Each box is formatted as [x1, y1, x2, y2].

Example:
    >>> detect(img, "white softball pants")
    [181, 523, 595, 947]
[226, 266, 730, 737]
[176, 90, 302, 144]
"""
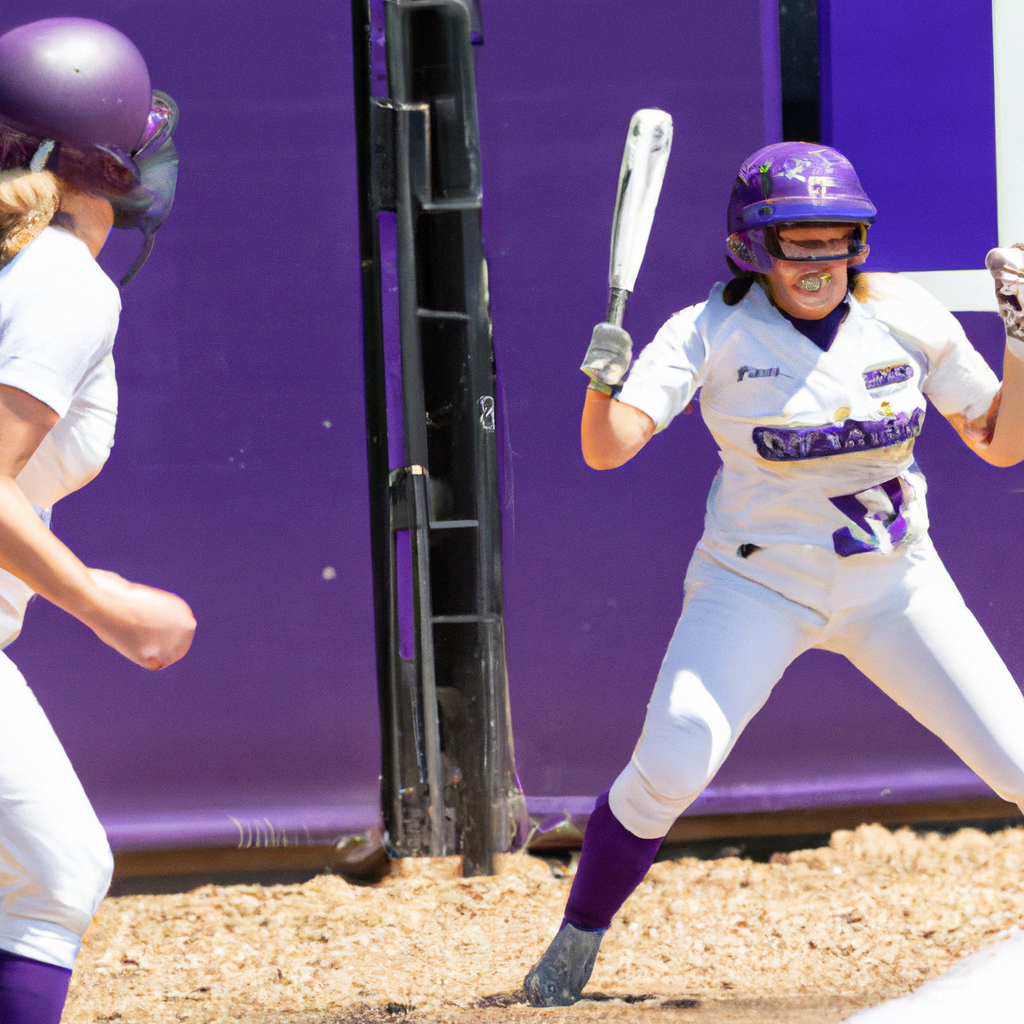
[610, 538, 1024, 839]
[0, 652, 112, 969]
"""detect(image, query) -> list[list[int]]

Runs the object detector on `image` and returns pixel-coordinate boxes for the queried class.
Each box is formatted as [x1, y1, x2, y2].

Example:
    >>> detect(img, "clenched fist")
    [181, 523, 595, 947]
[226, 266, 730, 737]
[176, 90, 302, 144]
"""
[83, 569, 196, 670]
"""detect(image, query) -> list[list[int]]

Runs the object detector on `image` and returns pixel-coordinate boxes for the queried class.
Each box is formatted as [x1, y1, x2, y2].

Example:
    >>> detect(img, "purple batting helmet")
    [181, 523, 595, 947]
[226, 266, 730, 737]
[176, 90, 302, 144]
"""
[0, 18, 179, 286]
[726, 142, 876, 273]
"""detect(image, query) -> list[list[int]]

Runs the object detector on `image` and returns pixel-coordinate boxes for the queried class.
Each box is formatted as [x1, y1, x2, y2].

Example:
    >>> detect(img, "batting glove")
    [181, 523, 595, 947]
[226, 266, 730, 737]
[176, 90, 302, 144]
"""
[986, 244, 1024, 358]
[581, 322, 633, 388]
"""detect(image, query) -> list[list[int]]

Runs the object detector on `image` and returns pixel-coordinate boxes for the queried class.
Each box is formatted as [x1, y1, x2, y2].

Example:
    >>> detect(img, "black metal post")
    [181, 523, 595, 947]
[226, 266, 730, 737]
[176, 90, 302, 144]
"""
[352, 0, 525, 876]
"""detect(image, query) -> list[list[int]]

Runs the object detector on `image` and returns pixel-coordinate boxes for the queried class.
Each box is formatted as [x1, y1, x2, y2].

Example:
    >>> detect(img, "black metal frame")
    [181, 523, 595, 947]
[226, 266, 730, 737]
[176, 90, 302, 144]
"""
[351, 0, 523, 876]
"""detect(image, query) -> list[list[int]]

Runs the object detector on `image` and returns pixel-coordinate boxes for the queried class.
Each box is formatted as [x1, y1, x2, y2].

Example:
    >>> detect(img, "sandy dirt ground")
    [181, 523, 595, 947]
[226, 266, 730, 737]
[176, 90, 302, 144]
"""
[62, 823, 1024, 1024]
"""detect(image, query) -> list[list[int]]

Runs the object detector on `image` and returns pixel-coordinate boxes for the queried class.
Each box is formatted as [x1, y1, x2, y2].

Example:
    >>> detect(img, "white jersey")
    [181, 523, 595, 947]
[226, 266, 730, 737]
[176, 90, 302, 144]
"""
[0, 227, 120, 644]
[618, 275, 999, 574]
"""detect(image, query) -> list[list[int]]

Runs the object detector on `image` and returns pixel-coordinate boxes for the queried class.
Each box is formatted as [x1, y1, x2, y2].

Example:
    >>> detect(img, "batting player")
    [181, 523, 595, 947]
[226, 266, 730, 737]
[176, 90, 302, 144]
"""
[525, 142, 1024, 1006]
[0, 18, 195, 1022]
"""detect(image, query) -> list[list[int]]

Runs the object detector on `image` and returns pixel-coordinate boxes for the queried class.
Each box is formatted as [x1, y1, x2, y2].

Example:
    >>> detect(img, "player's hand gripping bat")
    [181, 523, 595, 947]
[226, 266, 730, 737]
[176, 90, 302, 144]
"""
[582, 108, 673, 388]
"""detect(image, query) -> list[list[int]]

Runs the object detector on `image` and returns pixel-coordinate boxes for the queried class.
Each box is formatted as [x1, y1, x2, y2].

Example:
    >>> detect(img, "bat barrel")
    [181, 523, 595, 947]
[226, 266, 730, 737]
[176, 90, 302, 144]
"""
[608, 108, 672, 298]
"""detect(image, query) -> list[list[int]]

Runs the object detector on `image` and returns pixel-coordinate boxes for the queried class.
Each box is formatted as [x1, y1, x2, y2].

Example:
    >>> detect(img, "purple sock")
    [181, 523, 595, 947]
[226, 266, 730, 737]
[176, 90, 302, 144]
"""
[563, 790, 663, 932]
[0, 950, 73, 1024]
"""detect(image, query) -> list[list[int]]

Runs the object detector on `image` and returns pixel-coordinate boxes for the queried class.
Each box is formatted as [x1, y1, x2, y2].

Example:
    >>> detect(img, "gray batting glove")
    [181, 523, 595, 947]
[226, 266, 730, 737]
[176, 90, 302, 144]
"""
[581, 322, 633, 386]
[986, 244, 1024, 345]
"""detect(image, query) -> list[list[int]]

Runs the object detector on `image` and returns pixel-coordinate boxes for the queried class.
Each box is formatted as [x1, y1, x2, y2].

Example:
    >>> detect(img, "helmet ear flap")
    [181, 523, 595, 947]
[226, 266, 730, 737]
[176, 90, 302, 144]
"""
[113, 132, 178, 287]
[727, 231, 774, 274]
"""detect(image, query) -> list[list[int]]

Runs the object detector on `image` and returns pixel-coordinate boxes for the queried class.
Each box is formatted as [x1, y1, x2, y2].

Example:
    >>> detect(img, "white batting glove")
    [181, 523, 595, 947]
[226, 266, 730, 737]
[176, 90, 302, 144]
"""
[581, 322, 632, 387]
[986, 245, 1024, 356]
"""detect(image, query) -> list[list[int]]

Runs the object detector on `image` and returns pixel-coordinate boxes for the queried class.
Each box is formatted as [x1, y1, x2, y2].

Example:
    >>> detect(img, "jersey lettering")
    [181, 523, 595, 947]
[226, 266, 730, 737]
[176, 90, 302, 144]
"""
[737, 365, 781, 382]
[863, 363, 914, 390]
[752, 408, 924, 461]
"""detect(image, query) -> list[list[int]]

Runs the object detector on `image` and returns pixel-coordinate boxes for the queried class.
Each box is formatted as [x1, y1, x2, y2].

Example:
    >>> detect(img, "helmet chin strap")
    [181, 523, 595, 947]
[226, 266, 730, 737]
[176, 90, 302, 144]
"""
[28, 139, 54, 173]
[119, 232, 156, 288]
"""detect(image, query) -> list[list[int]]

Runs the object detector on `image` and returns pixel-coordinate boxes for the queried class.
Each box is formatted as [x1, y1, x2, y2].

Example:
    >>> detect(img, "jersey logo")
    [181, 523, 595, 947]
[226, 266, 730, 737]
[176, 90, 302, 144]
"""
[807, 175, 835, 198]
[752, 408, 924, 461]
[863, 362, 914, 391]
[737, 365, 781, 382]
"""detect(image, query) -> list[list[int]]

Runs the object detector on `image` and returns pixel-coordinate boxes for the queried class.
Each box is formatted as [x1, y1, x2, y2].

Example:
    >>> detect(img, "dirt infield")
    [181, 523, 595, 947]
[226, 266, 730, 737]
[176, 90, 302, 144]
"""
[63, 823, 1024, 1023]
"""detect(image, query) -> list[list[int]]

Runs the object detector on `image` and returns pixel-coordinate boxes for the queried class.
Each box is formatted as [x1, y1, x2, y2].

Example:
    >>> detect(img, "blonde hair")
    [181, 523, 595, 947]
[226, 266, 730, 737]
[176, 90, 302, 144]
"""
[0, 168, 60, 266]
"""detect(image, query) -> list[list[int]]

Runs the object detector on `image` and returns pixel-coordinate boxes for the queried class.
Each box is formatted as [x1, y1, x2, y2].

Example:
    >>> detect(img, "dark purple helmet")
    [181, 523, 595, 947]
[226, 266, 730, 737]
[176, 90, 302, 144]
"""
[0, 18, 179, 286]
[726, 142, 876, 273]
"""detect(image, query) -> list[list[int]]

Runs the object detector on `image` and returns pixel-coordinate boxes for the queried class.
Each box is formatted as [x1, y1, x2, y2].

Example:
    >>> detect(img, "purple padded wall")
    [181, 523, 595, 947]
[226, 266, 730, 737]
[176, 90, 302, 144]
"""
[475, 0, 817, 811]
[4, 0, 1017, 850]
[5, 0, 380, 848]
[821, 0, 998, 272]
[484, 0, 1022, 819]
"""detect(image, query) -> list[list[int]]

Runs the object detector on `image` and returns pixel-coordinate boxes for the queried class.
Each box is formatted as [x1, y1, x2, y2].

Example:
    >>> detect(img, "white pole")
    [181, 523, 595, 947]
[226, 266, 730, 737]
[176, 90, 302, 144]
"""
[993, 0, 1024, 247]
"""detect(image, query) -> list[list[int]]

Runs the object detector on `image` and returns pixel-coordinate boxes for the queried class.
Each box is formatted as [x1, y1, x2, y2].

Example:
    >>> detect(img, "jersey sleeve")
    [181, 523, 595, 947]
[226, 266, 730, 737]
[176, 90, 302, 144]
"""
[616, 301, 710, 431]
[863, 273, 999, 421]
[0, 243, 120, 419]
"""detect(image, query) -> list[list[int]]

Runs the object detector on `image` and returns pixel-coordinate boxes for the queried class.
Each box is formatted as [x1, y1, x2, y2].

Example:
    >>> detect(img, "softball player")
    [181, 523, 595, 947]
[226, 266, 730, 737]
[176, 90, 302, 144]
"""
[525, 142, 1024, 1006]
[0, 18, 194, 1022]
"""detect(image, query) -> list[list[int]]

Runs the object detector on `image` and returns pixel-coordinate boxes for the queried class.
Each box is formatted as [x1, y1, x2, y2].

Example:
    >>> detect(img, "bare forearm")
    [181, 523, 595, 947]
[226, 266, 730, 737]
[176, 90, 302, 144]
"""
[985, 347, 1024, 466]
[958, 347, 1024, 467]
[0, 475, 100, 616]
[581, 389, 656, 469]
[0, 475, 194, 668]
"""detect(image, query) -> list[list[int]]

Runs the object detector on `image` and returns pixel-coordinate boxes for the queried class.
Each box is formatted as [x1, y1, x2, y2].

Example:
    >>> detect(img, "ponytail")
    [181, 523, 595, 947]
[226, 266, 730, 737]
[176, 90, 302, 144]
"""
[0, 168, 60, 266]
[849, 266, 868, 302]
[722, 256, 766, 306]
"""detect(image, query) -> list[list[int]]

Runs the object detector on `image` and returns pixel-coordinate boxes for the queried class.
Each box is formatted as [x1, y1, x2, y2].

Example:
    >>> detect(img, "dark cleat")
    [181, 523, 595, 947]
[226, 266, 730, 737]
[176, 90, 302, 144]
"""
[523, 922, 605, 1006]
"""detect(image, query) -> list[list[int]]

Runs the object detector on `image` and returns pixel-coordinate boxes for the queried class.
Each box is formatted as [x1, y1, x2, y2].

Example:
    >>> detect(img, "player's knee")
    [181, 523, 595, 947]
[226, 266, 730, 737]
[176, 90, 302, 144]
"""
[634, 718, 719, 802]
[641, 757, 713, 804]
[641, 670, 734, 793]
[610, 754, 712, 839]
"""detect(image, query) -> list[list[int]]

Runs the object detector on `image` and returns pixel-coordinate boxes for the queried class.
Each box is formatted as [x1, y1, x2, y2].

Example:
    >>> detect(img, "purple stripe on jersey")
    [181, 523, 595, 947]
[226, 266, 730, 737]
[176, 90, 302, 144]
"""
[863, 363, 914, 389]
[830, 491, 874, 537]
[830, 476, 909, 557]
[0, 951, 72, 1024]
[832, 528, 878, 557]
[753, 408, 924, 461]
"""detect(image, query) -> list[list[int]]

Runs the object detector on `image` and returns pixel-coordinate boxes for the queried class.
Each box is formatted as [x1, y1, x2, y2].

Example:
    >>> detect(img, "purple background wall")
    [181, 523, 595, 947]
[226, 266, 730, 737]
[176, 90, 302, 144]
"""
[487, 0, 1023, 818]
[6, 0, 379, 848]
[478, 0, 782, 807]
[821, 0, 999, 271]
[4, 0, 1019, 850]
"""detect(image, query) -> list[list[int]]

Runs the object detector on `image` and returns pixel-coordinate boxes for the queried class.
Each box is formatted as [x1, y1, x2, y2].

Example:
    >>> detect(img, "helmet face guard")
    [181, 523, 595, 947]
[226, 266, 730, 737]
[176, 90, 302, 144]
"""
[109, 91, 179, 287]
[726, 143, 876, 274]
[0, 18, 178, 287]
[728, 222, 870, 274]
